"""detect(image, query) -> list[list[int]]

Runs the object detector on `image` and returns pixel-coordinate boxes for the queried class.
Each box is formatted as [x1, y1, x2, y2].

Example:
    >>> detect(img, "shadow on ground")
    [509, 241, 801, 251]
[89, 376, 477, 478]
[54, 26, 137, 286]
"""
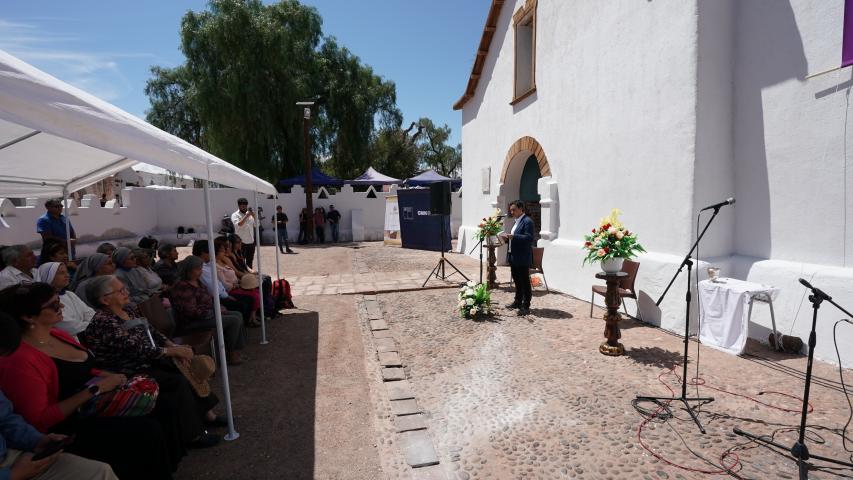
[176, 310, 319, 480]
[625, 346, 683, 369]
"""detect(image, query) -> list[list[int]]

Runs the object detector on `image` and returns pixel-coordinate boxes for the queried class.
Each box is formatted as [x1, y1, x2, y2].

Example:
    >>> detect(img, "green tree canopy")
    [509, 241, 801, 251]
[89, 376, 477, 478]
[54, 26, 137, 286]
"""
[145, 0, 459, 184]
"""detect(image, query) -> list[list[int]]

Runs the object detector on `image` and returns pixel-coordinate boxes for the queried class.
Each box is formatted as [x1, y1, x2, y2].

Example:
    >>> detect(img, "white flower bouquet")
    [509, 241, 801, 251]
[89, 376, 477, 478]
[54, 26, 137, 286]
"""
[457, 281, 493, 319]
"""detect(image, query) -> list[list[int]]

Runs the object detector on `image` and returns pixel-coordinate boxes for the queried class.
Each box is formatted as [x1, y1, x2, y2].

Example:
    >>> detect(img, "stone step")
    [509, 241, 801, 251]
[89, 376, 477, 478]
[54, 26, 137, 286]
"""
[399, 430, 440, 468]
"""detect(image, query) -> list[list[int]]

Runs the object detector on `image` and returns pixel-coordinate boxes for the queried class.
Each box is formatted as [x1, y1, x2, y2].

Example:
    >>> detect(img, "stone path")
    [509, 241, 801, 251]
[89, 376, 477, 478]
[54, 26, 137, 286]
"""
[177, 242, 853, 479]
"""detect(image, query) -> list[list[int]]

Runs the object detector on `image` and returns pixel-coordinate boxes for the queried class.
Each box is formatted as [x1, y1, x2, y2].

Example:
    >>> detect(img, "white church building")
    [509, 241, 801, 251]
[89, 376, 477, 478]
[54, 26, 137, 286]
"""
[455, 0, 853, 367]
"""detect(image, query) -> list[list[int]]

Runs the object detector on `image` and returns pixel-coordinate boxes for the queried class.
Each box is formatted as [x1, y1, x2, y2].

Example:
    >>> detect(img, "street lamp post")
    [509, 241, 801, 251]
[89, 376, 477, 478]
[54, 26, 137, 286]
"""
[297, 100, 316, 243]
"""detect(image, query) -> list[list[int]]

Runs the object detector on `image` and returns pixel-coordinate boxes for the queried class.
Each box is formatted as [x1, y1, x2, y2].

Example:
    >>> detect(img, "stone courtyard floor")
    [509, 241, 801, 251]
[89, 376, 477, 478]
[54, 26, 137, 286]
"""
[176, 242, 853, 480]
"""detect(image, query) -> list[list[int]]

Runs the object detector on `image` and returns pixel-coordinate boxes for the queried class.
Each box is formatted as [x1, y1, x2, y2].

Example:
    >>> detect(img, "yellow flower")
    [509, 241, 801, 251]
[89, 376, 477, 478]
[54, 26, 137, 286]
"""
[599, 208, 624, 229]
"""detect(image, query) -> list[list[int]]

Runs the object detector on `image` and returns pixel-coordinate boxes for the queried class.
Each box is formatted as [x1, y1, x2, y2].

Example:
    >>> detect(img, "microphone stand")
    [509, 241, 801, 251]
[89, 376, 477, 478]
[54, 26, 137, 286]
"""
[635, 205, 726, 434]
[734, 281, 853, 480]
[468, 236, 484, 285]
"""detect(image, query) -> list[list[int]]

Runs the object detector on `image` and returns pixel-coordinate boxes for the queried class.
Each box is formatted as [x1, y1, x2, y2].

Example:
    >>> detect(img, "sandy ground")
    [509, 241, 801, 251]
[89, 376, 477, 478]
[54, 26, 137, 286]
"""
[172, 242, 853, 480]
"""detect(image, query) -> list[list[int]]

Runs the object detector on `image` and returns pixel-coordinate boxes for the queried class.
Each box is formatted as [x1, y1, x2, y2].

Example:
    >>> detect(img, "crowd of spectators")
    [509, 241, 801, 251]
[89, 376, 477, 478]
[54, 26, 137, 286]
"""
[0, 198, 290, 478]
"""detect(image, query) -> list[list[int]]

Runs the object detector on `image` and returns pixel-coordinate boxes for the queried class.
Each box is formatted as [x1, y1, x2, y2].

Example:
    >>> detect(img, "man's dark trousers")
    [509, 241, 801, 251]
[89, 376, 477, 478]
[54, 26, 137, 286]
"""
[511, 264, 532, 308]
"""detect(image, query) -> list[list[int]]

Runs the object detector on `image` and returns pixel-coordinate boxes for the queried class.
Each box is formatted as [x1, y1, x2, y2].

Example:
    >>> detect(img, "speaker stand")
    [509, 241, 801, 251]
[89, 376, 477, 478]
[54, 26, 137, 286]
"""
[423, 215, 469, 287]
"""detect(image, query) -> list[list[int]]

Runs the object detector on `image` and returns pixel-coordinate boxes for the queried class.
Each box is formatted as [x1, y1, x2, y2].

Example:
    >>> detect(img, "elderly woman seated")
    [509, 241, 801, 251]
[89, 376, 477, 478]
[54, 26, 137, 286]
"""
[38, 262, 94, 340]
[170, 256, 246, 365]
[81, 276, 223, 447]
[71, 253, 116, 303]
[213, 237, 261, 327]
[0, 283, 177, 480]
[153, 243, 179, 287]
[112, 247, 163, 306]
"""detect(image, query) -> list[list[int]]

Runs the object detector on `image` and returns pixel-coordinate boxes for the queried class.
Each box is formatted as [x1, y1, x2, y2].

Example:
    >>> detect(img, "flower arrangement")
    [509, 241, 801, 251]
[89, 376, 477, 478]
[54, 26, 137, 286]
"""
[582, 209, 646, 264]
[476, 209, 504, 240]
[457, 281, 493, 319]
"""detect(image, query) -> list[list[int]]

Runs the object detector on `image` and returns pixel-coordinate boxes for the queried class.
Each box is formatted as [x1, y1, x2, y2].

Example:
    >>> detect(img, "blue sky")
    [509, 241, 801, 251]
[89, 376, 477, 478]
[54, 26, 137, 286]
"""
[0, 0, 491, 146]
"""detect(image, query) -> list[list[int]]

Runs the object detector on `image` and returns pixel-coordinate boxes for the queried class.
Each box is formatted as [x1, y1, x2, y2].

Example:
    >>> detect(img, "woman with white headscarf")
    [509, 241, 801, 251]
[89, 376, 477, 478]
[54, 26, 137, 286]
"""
[37, 261, 95, 340]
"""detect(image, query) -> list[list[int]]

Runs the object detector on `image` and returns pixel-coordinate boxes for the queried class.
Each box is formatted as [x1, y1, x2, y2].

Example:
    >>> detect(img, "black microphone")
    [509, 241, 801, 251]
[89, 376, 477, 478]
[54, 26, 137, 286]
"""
[700, 197, 736, 212]
[799, 277, 832, 301]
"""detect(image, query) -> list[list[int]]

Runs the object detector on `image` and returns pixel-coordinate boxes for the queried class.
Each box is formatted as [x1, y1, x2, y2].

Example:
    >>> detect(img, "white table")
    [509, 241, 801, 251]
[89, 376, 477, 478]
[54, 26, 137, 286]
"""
[698, 278, 781, 355]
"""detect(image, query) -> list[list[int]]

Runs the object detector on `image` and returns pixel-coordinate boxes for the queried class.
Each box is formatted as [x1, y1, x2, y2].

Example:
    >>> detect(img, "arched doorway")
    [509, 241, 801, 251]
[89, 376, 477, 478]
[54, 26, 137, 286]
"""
[499, 136, 551, 241]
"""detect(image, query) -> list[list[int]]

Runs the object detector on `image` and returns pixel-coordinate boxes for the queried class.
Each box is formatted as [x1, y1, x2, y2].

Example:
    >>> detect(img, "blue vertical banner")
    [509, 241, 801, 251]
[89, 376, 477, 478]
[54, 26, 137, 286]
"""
[397, 188, 452, 251]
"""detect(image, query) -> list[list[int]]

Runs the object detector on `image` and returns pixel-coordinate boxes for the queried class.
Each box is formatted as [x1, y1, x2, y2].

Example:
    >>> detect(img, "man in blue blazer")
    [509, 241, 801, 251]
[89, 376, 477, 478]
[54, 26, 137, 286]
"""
[501, 200, 534, 315]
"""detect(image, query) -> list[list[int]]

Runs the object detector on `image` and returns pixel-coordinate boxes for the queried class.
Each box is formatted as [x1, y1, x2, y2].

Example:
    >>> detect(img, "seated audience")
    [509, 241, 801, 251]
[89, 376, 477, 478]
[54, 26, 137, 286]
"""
[191, 241, 254, 327]
[225, 234, 250, 276]
[0, 246, 40, 290]
[0, 284, 176, 479]
[153, 244, 179, 287]
[81, 276, 222, 446]
[94, 243, 115, 257]
[0, 311, 117, 480]
[70, 254, 115, 303]
[113, 248, 162, 305]
[38, 262, 94, 340]
[170, 256, 246, 365]
[214, 238, 260, 327]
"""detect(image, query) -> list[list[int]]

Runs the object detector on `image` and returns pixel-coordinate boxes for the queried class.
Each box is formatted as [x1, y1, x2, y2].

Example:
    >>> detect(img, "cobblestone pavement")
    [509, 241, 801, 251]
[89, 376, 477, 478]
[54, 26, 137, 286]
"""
[177, 242, 853, 479]
[378, 283, 853, 480]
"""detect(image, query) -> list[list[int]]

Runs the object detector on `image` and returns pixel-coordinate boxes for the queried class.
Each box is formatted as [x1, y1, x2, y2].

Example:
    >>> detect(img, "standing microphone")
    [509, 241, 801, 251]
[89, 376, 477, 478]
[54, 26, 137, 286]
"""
[700, 197, 736, 212]
[799, 278, 832, 301]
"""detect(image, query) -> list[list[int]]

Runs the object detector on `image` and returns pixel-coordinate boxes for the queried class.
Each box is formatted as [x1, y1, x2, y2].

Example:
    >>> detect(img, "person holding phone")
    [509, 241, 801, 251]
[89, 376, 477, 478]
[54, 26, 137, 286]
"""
[0, 283, 177, 480]
[0, 311, 116, 480]
[230, 198, 256, 269]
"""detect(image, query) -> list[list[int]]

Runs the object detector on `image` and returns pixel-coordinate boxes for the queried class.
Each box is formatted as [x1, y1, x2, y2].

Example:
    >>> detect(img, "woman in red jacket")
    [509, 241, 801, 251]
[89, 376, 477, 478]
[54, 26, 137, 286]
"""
[0, 283, 175, 480]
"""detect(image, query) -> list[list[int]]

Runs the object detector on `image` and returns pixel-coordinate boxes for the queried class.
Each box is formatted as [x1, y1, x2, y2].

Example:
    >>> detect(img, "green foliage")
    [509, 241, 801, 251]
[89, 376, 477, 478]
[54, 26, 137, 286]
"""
[145, 0, 461, 184]
[414, 117, 461, 177]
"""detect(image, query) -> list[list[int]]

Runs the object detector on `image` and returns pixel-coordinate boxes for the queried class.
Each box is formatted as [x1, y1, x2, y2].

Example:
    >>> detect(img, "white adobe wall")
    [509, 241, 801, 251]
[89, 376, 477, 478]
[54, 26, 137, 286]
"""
[459, 0, 701, 334]
[726, 0, 853, 367]
[459, 0, 853, 366]
[1, 183, 463, 254]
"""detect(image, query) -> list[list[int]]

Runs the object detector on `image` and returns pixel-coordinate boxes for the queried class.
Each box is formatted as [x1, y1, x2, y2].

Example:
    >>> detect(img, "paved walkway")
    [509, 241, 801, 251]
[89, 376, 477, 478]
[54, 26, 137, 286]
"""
[176, 242, 853, 479]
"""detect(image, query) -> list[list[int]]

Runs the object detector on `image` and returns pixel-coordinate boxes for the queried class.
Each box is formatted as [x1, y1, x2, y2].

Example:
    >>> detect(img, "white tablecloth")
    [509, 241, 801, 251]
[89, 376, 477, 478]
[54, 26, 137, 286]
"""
[698, 278, 780, 355]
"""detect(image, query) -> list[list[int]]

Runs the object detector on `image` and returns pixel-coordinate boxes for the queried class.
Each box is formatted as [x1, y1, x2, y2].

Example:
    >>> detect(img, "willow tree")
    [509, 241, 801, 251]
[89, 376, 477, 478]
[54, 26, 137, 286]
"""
[146, 0, 399, 182]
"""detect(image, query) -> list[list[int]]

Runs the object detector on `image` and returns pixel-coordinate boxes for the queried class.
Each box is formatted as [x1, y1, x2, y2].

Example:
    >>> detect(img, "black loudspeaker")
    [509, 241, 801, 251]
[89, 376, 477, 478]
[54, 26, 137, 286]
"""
[429, 181, 452, 215]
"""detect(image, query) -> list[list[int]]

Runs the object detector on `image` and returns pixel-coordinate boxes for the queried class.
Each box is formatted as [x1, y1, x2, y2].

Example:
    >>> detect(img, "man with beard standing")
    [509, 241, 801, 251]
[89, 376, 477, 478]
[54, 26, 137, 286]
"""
[500, 200, 534, 315]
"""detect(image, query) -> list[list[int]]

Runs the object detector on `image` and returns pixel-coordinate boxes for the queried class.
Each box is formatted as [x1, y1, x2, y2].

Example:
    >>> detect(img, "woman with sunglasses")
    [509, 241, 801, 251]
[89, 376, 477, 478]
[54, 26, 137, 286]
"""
[81, 276, 222, 449]
[0, 283, 175, 479]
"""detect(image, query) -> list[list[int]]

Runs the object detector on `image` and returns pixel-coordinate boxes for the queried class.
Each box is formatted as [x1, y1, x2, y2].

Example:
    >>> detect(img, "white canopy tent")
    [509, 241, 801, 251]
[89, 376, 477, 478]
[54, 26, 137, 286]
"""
[0, 49, 284, 441]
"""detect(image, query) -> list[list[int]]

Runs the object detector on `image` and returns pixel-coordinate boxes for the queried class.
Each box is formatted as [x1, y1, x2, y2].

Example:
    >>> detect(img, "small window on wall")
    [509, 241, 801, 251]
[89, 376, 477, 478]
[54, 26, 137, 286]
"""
[512, 0, 537, 104]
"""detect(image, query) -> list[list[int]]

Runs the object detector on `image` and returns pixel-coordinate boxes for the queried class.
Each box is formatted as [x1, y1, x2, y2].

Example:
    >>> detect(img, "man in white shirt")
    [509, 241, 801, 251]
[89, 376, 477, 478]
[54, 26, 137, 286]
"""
[0, 245, 40, 291]
[231, 198, 257, 269]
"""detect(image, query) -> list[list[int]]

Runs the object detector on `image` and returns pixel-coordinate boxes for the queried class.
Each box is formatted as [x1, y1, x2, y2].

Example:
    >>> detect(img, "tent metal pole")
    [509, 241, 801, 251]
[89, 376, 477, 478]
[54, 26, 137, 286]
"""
[62, 186, 73, 261]
[204, 179, 239, 441]
[254, 192, 269, 345]
[273, 196, 281, 281]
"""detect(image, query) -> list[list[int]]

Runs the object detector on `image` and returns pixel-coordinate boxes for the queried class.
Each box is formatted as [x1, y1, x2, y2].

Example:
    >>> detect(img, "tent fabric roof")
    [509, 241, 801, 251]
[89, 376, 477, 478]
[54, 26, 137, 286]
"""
[348, 166, 401, 185]
[278, 166, 344, 187]
[0, 49, 276, 197]
[405, 169, 462, 187]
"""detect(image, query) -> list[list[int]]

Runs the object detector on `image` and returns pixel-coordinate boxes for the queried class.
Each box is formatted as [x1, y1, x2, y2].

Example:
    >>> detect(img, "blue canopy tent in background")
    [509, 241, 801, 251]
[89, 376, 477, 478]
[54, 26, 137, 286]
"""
[404, 169, 462, 189]
[278, 166, 344, 188]
[348, 166, 402, 185]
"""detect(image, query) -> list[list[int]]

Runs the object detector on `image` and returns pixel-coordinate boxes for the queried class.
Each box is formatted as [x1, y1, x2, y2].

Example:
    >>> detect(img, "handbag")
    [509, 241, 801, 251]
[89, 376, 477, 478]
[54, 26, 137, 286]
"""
[78, 375, 159, 417]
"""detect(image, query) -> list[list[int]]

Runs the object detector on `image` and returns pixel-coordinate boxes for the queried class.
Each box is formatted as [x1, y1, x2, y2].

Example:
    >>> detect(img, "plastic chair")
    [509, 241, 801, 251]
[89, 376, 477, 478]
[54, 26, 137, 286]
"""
[590, 260, 640, 318]
[528, 247, 548, 292]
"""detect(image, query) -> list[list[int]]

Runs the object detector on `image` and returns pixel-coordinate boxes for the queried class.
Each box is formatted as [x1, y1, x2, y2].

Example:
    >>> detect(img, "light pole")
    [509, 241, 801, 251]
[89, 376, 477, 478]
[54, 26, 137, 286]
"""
[297, 100, 316, 243]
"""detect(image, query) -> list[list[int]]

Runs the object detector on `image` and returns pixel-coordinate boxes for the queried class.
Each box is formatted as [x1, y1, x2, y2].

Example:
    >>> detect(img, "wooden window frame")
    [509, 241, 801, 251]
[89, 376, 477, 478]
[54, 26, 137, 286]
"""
[511, 0, 537, 105]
